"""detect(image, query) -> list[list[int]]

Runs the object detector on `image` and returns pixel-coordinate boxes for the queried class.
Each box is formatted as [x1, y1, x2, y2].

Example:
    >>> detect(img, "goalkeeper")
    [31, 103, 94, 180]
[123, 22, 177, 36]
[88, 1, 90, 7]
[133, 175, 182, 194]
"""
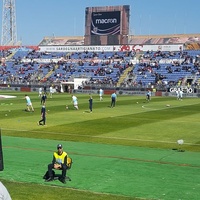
[46, 144, 68, 184]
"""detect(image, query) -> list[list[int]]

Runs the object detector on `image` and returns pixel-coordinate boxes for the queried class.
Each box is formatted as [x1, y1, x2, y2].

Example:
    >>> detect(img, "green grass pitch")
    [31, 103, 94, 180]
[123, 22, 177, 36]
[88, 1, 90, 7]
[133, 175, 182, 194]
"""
[0, 91, 200, 200]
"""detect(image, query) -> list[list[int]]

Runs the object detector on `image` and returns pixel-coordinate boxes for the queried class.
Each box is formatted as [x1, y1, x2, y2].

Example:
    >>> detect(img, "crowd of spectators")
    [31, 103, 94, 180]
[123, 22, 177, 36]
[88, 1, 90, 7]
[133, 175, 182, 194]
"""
[1, 47, 200, 89]
[0, 48, 134, 86]
[120, 49, 200, 88]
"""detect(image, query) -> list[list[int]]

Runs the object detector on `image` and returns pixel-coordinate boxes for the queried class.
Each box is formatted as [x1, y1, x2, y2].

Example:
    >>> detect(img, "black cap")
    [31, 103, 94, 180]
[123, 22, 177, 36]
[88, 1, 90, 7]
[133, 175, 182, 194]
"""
[57, 144, 62, 149]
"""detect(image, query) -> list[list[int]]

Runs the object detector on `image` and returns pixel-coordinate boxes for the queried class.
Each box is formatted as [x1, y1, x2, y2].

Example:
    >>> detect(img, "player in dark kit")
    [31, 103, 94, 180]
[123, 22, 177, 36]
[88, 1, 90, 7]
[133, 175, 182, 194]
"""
[89, 94, 93, 113]
[41, 93, 47, 105]
[38, 105, 46, 126]
[146, 90, 151, 102]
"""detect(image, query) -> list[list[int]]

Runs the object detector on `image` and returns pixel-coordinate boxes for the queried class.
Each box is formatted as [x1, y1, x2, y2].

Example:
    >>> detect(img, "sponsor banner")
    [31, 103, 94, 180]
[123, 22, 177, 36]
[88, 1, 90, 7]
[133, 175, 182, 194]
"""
[91, 11, 120, 36]
[0, 86, 199, 98]
[163, 92, 197, 97]
[0, 87, 20, 91]
[0, 87, 13, 91]
[116, 44, 183, 52]
[39, 44, 183, 53]
[21, 58, 62, 63]
[20, 87, 31, 92]
[169, 87, 194, 93]
[39, 45, 114, 52]
[76, 89, 97, 94]
[118, 91, 146, 95]
[76, 89, 147, 96]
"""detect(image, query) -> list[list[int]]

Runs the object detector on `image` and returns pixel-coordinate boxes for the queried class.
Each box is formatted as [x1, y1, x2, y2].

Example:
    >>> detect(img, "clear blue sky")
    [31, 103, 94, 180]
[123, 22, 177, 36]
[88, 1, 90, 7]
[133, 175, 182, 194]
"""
[0, 0, 199, 45]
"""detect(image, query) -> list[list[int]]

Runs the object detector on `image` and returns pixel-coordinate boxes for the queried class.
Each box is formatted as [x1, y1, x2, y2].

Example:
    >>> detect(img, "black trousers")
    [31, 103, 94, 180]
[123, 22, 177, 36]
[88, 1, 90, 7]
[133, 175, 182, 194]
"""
[89, 103, 92, 111]
[41, 100, 46, 105]
[111, 97, 116, 107]
[48, 163, 67, 178]
[39, 117, 46, 125]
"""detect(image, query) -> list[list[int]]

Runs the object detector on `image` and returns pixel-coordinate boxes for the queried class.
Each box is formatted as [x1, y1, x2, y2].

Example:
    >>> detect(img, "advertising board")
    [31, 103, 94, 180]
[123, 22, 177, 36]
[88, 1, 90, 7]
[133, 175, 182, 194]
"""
[91, 11, 121, 36]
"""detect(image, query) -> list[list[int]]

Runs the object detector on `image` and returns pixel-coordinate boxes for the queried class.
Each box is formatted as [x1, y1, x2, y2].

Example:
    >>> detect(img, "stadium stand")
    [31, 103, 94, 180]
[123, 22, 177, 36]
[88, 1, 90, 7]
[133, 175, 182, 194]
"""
[119, 50, 200, 88]
[0, 49, 135, 85]
[0, 41, 200, 90]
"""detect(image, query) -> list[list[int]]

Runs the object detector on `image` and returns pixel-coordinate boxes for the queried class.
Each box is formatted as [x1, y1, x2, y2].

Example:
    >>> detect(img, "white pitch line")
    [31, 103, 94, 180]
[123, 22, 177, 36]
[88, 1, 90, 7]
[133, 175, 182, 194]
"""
[0, 95, 16, 98]
[141, 105, 158, 110]
[2, 128, 200, 146]
[141, 102, 195, 111]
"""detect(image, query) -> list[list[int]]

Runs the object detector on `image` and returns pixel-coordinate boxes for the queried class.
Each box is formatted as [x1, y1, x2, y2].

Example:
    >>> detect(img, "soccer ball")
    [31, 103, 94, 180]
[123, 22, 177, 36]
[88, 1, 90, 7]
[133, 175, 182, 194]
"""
[66, 106, 68, 109]
[177, 139, 184, 145]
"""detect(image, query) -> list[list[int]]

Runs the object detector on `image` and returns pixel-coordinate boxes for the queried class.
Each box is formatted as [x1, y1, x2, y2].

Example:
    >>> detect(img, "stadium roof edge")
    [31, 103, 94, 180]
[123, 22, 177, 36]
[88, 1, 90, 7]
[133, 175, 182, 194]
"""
[130, 33, 200, 39]
[42, 33, 200, 40]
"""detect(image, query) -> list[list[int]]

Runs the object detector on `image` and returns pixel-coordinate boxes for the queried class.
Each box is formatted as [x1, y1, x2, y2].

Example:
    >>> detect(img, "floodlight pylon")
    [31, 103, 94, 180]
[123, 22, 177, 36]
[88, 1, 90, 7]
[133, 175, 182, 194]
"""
[1, 0, 17, 45]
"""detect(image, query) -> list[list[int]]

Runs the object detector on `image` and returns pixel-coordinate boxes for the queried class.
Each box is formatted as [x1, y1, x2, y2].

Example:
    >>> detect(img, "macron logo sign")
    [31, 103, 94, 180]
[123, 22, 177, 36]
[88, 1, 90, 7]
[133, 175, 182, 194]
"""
[95, 18, 117, 24]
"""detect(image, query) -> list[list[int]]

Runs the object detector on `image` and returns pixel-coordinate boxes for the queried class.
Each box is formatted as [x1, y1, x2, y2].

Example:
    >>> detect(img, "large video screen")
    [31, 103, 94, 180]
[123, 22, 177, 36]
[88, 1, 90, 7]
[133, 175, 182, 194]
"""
[91, 11, 120, 36]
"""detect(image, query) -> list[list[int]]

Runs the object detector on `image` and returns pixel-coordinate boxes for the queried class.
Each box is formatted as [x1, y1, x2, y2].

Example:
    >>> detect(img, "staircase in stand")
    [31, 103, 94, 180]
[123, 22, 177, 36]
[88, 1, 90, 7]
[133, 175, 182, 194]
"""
[41, 64, 59, 82]
[117, 66, 133, 87]
[7, 50, 17, 60]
